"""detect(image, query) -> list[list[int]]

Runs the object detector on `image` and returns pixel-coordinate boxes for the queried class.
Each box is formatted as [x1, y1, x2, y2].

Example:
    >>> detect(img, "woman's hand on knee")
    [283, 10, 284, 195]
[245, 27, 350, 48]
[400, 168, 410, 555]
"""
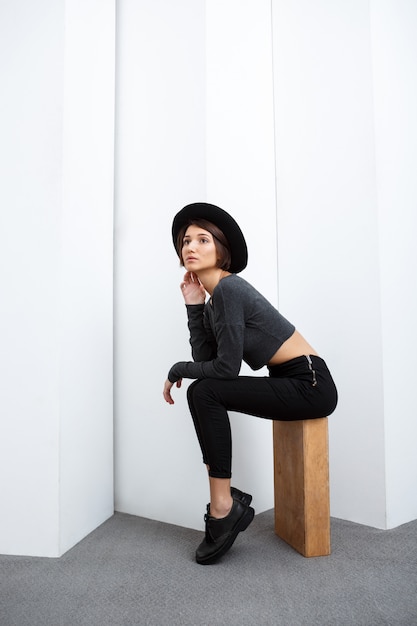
[163, 378, 182, 405]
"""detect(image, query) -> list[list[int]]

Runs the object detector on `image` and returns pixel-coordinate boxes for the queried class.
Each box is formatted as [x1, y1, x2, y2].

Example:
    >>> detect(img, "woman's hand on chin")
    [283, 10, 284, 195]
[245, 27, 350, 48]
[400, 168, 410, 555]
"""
[180, 272, 206, 305]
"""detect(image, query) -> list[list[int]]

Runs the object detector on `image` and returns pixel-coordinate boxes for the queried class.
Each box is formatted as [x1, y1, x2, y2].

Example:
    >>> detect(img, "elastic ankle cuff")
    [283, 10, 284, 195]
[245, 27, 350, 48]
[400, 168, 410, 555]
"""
[208, 469, 232, 479]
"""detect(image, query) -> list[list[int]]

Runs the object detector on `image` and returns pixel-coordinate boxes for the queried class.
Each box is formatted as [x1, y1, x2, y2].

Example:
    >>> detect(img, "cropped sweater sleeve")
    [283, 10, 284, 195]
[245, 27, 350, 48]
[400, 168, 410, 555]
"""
[185, 304, 216, 362]
[168, 285, 245, 383]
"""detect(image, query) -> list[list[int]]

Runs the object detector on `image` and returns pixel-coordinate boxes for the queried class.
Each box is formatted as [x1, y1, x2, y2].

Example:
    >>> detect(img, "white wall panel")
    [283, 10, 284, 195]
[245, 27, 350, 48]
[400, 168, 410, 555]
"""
[206, 0, 278, 516]
[272, 0, 386, 527]
[0, 0, 64, 557]
[59, 0, 115, 555]
[371, 0, 417, 528]
[113, 0, 207, 529]
[0, 0, 115, 556]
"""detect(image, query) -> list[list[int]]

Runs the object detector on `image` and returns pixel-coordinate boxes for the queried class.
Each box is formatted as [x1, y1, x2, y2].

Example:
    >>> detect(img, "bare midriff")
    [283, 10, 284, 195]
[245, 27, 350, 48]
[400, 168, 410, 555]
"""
[267, 329, 319, 366]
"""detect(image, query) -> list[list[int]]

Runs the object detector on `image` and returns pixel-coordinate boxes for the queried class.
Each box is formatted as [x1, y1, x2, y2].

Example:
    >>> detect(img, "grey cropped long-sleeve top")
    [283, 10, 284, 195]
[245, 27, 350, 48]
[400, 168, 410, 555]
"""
[167, 274, 295, 383]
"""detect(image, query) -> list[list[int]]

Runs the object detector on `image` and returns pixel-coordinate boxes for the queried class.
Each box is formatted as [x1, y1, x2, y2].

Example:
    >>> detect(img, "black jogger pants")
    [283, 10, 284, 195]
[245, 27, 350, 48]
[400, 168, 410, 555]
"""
[186, 355, 338, 478]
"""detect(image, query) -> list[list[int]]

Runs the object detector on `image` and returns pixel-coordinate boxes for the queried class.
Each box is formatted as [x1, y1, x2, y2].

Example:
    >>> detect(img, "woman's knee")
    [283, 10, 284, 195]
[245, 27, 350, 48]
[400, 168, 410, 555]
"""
[186, 379, 206, 405]
[187, 378, 217, 407]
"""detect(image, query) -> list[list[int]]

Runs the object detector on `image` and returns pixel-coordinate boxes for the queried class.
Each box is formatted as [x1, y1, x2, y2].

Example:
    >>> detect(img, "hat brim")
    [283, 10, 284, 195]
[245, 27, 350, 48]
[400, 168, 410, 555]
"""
[172, 203, 248, 274]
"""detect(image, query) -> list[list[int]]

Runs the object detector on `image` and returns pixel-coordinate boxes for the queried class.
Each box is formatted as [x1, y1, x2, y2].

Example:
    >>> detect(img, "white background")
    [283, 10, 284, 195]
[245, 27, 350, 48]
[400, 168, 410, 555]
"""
[1, 0, 416, 556]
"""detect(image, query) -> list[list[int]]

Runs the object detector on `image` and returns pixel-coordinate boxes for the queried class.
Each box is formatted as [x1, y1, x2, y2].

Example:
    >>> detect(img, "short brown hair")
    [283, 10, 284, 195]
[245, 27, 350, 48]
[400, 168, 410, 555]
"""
[175, 219, 232, 271]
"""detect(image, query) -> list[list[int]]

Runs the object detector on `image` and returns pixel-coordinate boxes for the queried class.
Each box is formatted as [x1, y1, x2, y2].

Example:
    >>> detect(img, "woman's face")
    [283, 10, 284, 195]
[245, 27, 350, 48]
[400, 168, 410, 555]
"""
[182, 224, 218, 273]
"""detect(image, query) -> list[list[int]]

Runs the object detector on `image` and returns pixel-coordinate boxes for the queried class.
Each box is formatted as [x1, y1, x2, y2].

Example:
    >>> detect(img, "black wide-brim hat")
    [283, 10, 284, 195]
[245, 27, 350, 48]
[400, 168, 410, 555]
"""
[172, 202, 248, 274]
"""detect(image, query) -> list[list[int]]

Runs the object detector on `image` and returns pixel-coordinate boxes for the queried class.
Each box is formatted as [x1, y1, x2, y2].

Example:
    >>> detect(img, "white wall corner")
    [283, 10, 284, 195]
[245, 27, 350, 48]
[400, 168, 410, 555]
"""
[0, 0, 116, 557]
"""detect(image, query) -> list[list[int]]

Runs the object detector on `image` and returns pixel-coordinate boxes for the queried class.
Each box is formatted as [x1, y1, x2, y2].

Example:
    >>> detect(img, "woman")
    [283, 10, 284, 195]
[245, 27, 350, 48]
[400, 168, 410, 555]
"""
[163, 203, 338, 565]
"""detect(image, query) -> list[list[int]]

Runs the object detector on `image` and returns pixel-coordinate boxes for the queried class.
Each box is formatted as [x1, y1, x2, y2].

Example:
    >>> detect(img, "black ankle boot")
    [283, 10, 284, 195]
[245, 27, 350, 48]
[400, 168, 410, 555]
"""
[205, 487, 252, 514]
[196, 498, 255, 565]
[231, 486, 252, 506]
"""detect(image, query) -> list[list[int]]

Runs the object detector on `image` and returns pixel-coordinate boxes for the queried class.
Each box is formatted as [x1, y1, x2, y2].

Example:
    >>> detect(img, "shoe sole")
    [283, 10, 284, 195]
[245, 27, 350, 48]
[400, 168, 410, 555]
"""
[196, 506, 255, 565]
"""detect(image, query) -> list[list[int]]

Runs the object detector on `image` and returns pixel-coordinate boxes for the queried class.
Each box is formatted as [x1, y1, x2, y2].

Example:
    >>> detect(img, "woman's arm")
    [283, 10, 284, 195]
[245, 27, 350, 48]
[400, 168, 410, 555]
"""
[180, 272, 216, 361]
[186, 305, 217, 361]
[167, 321, 244, 382]
[168, 279, 246, 383]
[164, 276, 246, 403]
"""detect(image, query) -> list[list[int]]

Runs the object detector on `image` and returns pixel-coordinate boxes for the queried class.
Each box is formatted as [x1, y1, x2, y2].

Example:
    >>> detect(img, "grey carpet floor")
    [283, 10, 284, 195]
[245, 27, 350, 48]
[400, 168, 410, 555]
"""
[1, 509, 416, 626]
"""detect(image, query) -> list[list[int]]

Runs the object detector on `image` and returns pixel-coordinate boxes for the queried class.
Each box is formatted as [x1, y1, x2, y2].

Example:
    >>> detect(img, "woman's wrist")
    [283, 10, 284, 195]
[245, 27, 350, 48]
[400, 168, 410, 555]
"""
[184, 298, 205, 306]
